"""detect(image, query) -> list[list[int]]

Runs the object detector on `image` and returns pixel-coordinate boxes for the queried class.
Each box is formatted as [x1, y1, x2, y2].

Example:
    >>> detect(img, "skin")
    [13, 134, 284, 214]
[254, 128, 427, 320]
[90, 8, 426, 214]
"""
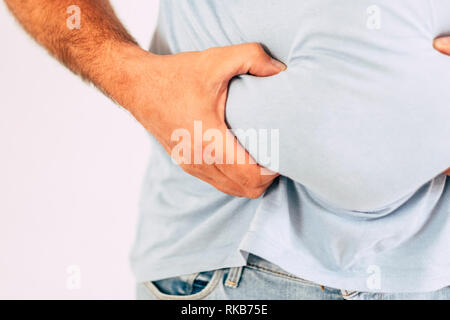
[4, 0, 449, 199]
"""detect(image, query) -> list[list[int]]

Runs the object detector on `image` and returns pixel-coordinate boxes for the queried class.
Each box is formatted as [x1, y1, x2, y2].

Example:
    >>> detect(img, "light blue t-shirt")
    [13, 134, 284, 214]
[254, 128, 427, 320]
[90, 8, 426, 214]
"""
[131, 0, 450, 292]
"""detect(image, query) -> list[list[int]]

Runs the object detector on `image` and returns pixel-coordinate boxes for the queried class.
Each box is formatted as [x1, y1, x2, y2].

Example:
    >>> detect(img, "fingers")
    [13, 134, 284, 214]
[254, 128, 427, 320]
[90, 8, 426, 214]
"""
[214, 129, 279, 189]
[433, 36, 450, 55]
[166, 123, 277, 198]
[193, 166, 274, 199]
[445, 168, 450, 176]
[216, 43, 287, 79]
[180, 157, 275, 199]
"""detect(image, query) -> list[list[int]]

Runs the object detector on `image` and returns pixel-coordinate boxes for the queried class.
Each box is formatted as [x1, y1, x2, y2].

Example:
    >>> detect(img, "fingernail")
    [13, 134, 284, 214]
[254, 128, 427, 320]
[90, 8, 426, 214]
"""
[434, 37, 450, 51]
[271, 58, 287, 71]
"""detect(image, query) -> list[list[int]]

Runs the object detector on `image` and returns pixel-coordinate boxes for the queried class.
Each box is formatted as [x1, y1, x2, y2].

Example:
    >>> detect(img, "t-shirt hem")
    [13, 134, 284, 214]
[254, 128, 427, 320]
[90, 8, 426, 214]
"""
[131, 234, 450, 293]
[131, 246, 248, 283]
[239, 231, 450, 293]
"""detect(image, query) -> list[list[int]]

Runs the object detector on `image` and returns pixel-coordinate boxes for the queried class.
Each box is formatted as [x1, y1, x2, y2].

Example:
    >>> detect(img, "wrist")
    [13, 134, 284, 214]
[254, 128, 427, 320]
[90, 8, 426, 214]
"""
[90, 41, 158, 114]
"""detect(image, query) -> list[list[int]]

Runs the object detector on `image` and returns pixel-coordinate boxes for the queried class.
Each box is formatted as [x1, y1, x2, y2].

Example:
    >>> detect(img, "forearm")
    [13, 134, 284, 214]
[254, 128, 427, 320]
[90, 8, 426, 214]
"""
[4, 0, 151, 110]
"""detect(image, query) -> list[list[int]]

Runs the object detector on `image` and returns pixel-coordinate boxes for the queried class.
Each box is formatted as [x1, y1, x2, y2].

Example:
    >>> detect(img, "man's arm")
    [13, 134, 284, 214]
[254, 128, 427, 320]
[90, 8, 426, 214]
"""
[5, 0, 140, 87]
[434, 37, 450, 176]
[5, 0, 286, 198]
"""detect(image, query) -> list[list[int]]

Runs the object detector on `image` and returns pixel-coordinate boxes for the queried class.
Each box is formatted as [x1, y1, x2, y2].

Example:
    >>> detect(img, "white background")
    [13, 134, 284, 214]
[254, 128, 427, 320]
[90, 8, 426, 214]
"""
[0, 0, 159, 299]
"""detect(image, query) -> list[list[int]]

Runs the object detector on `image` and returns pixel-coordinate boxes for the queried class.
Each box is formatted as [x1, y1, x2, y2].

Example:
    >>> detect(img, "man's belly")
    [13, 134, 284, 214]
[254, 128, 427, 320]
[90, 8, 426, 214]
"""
[153, 0, 450, 211]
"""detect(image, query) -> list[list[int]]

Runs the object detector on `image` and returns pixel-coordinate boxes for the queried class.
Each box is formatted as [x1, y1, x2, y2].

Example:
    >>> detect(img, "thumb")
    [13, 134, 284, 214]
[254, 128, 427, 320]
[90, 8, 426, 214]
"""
[221, 43, 287, 79]
[434, 36, 450, 55]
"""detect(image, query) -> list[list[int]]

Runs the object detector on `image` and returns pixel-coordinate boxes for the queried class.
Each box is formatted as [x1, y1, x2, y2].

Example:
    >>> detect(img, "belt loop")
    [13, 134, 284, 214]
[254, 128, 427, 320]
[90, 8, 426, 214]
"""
[225, 266, 243, 289]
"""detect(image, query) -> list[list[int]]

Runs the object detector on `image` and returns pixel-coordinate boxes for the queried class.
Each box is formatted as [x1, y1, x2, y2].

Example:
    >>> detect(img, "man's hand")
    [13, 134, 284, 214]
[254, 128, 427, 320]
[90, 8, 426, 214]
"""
[111, 44, 285, 198]
[434, 37, 450, 55]
[433, 37, 450, 176]
[5, 0, 284, 198]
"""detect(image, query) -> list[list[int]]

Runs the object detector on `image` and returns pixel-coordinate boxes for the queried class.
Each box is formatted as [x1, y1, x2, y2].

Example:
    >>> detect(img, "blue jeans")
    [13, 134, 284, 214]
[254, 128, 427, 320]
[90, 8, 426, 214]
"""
[136, 254, 450, 300]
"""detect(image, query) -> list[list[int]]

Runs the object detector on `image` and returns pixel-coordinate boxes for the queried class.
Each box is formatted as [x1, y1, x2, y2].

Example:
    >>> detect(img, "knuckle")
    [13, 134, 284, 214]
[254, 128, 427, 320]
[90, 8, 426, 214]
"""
[241, 42, 260, 56]
[245, 188, 265, 199]
[249, 43, 265, 57]
[247, 42, 261, 50]
[242, 169, 265, 188]
[240, 175, 258, 188]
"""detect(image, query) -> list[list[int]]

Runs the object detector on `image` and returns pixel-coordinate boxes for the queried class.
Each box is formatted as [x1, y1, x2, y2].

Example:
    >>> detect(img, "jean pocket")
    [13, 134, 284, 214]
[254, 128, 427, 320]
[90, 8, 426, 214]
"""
[143, 270, 223, 300]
